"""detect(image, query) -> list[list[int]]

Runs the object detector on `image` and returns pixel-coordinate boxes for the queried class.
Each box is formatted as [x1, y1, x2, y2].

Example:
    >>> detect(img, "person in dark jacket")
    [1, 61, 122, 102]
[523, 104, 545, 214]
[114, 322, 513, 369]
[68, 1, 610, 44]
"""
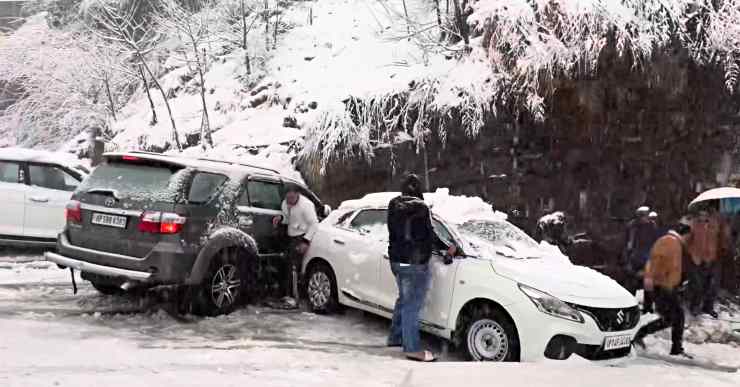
[386, 173, 455, 362]
[623, 206, 659, 297]
[633, 220, 693, 358]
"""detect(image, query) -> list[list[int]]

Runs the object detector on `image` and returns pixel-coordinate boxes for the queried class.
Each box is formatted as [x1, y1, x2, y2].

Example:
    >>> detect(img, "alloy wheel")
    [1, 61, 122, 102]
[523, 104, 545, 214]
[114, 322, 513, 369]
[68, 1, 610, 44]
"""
[308, 271, 331, 309]
[210, 264, 241, 308]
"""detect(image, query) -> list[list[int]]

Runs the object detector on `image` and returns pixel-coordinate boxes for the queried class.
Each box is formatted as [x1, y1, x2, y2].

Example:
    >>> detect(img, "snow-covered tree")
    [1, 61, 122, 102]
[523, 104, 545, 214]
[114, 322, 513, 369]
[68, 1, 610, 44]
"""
[0, 14, 131, 147]
[154, 0, 217, 149]
[84, 0, 183, 151]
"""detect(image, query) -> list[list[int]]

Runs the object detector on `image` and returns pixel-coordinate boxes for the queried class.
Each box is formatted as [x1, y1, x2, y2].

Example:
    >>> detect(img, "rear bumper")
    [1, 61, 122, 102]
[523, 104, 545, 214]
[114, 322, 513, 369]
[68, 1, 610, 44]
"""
[45, 252, 152, 281]
[53, 232, 196, 284]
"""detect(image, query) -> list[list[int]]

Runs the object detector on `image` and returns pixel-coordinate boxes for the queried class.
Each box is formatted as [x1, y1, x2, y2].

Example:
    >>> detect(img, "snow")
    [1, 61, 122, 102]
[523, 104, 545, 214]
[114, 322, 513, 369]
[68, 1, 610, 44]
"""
[0, 147, 90, 173]
[338, 188, 507, 225]
[2, 255, 740, 385]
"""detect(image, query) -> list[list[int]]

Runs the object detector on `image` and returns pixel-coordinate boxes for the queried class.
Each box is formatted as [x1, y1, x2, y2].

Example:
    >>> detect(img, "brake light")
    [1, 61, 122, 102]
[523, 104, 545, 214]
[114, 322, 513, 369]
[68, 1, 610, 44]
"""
[138, 211, 186, 234]
[122, 155, 140, 161]
[65, 200, 82, 223]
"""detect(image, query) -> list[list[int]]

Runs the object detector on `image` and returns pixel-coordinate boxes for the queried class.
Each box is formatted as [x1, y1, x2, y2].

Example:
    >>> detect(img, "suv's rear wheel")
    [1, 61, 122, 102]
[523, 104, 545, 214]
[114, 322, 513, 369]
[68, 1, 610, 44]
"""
[305, 261, 338, 314]
[195, 247, 244, 316]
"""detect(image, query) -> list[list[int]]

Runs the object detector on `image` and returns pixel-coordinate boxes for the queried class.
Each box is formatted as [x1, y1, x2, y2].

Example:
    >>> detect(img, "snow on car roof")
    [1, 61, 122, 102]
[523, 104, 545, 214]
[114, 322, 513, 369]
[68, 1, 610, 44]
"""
[0, 147, 87, 172]
[338, 188, 507, 225]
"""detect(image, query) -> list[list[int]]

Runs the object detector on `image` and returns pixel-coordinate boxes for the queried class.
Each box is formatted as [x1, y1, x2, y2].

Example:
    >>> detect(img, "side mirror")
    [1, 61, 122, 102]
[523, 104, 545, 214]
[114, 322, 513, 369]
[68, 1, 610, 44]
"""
[323, 204, 332, 217]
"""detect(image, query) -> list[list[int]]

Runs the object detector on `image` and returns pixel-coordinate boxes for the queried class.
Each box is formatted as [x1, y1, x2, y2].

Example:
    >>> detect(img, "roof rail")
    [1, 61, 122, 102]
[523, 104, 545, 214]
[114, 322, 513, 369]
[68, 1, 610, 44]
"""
[197, 158, 280, 174]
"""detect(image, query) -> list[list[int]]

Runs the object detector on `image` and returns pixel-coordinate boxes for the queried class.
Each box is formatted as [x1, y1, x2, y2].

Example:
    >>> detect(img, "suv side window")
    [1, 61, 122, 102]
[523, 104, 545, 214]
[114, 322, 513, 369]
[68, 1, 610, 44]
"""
[349, 209, 389, 241]
[0, 161, 20, 184]
[28, 164, 79, 191]
[246, 180, 283, 210]
[188, 172, 227, 204]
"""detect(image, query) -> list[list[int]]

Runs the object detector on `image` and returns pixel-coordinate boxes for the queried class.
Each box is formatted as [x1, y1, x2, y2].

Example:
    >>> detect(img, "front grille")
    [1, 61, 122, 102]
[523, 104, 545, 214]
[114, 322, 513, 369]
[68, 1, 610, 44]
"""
[574, 305, 640, 332]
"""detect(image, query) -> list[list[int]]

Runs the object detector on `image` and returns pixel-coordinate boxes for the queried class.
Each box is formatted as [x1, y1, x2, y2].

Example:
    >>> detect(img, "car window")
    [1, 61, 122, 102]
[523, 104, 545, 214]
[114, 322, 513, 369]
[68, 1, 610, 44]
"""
[433, 219, 454, 246]
[28, 164, 79, 191]
[0, 161, 20, 184]
[188, 172, 227, 204]
[349, 209, 389, 241]
[247, 180, 283, 210]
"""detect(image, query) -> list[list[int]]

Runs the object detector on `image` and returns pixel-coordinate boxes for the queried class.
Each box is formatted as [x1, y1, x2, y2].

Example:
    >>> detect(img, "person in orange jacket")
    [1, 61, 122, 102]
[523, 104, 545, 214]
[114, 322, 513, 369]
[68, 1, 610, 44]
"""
[633, 220, 693, 358]
[688, 202, 730, 318]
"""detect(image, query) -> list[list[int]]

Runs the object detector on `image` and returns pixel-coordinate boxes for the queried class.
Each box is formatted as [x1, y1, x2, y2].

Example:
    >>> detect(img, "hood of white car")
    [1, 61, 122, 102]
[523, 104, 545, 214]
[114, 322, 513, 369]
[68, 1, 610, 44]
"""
[472, 241, 636, 308]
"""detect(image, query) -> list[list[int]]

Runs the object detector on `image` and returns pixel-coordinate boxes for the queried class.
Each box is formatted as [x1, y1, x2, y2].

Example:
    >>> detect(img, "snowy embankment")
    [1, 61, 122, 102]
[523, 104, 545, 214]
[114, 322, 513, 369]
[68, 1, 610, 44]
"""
[94, 0, 489, 180]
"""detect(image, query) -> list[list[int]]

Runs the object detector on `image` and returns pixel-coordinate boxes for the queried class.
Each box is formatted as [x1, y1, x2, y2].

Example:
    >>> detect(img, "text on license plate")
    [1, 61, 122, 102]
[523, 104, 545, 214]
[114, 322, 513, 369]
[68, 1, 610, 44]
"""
[603, 334, 632, 350]
[91, 213, 127, 228]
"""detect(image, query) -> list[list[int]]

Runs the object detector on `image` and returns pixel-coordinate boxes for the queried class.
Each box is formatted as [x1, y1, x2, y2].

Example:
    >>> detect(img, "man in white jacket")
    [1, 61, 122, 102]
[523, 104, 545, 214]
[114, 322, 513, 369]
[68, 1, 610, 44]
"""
[272, 184, 319, 304]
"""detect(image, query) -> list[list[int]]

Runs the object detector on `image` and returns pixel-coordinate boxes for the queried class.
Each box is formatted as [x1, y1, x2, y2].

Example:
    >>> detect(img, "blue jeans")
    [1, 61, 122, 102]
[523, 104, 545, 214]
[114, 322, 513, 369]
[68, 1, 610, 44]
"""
[387, 262, 431, 353]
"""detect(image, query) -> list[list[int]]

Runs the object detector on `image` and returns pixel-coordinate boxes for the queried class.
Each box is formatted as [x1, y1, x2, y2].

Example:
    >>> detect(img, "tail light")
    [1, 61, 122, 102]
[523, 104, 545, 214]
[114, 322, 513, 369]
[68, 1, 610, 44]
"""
[65, 200, 82, 223]
[138, 211, 186, 234]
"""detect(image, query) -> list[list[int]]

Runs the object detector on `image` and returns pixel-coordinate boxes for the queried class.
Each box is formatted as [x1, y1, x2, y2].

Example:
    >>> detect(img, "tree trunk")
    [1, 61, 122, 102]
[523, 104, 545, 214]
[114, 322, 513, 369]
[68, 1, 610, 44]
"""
[141, 59, 181, 151]
[264, 0, 270, 52]
[451, 0, 469, 45]
[434, 0, 445, 42]
[103, 73, 117, 121]
[138, 65, 157, 126]
[241, 0, 251, 75]
[197, 47, 213, 148]
[401, 0, 411, 40]
[273, 11, 279, 50]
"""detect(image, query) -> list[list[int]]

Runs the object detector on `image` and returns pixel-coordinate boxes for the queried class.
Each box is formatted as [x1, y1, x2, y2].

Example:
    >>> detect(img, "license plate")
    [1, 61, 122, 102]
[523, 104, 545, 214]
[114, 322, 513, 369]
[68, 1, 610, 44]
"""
[91, 212, 127, 229]
[603, 334, 632, 350]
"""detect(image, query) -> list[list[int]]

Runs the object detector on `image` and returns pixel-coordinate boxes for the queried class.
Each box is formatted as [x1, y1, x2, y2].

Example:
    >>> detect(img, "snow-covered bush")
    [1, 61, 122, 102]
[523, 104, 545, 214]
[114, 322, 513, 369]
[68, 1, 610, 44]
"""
[469, 0, 740, 118]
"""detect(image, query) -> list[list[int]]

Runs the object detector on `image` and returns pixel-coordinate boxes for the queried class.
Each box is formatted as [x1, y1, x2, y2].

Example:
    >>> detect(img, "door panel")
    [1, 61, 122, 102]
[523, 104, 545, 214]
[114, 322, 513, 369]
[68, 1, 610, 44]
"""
[340, 209, 389, 306]
[23, 164, 79, 238]
[0, 160, 26, 236]
[237, 179, 284, 255]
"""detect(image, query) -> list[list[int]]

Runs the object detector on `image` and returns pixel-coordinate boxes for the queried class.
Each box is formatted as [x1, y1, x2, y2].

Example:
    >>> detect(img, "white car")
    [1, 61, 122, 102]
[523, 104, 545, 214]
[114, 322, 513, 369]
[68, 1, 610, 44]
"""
[302, 190, 640, 362]
[0, 148, 88, 247]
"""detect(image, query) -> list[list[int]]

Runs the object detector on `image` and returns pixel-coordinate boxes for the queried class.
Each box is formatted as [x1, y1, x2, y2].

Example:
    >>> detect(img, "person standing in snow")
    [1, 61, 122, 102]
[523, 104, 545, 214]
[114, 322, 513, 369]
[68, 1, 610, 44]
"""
[687, 202, 730, 318]
[633, 219, 693, 358]
[386, 173, 455, 362]
[623, 206, 659, 296]
[272, 183, 319, 306]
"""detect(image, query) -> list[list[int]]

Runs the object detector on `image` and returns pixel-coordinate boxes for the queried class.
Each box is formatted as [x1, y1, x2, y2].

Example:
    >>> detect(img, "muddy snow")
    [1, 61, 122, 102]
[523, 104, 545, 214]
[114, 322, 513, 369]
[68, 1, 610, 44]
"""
[1, 252, 739, 387]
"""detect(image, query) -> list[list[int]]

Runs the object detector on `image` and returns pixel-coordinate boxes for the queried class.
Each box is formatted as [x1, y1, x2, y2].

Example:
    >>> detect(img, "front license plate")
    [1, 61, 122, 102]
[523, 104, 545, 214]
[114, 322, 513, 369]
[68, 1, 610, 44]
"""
[91, 212, 127, 229]
[603, 334, 632, 351]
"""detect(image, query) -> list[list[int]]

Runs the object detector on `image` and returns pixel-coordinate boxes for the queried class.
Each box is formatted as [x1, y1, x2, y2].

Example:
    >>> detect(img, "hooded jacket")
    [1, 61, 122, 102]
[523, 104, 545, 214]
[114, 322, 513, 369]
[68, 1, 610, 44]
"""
[387, 195, 435, 265]
[644, 231, 688, 291]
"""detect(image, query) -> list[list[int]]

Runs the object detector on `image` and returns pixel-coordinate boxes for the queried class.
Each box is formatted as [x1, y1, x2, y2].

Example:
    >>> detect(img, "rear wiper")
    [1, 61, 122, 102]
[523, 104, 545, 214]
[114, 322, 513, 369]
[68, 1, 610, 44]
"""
[86, 188, 121, 200]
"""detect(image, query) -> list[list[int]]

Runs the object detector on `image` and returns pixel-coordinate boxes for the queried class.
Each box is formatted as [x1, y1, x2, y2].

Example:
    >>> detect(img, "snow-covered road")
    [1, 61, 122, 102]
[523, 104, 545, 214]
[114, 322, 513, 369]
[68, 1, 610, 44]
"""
[1, 251, 739, 387]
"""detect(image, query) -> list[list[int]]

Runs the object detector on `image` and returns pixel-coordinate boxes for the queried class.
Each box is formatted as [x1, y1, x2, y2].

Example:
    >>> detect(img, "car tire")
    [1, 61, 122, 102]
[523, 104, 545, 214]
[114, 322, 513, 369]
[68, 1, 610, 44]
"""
[194, 247, 245, 316]
[91, 281, 123, 296]
[462, 306, 520, 362]
[305, 262, 338, 314]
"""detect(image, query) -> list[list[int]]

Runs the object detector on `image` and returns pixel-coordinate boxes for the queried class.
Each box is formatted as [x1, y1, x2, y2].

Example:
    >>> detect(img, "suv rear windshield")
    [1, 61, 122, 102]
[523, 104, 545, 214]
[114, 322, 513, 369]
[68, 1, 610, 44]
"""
[77, 162, 184, 202]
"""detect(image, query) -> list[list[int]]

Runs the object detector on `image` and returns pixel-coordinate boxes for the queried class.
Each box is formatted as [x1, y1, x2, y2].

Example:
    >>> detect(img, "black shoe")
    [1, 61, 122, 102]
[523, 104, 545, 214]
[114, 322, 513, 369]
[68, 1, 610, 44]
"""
[670, 348, 694, 359]
[632, 337, 646, 350]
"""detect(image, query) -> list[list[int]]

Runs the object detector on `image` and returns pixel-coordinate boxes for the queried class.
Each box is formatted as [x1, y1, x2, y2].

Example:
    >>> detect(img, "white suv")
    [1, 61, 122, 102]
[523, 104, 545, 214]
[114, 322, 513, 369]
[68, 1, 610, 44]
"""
[301, 190, 640, 362]
[0, 148, 88, 247]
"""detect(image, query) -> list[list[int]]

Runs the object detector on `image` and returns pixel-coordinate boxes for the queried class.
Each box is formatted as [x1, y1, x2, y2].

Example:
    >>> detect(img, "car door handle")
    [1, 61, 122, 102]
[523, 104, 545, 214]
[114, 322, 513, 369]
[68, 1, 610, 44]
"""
[383, 254, 389, 260]
[29, 196, 49, 203]
[333, 239, 345, 245]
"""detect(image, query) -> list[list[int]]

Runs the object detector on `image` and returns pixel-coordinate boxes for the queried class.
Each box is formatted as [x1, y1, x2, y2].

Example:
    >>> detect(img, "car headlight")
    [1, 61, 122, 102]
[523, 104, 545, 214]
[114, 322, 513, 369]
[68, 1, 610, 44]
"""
[518, 284, 584, 323]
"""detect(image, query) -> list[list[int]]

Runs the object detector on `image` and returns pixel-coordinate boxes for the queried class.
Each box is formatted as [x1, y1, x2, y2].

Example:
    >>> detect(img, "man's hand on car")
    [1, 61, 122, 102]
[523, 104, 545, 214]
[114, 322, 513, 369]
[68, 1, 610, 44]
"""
[443, 245, 457, 265]
[272, 215, 282, 227]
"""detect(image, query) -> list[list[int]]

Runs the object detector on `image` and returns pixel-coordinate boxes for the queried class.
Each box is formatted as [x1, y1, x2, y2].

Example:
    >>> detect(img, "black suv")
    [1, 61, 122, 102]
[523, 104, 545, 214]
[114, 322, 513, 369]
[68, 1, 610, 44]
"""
[45, 151, 330, 315]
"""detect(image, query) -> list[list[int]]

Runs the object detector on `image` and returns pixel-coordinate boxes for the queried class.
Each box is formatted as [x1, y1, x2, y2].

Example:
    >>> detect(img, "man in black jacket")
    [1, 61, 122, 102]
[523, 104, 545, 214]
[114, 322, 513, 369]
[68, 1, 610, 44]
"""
[386, 173, 455, 362]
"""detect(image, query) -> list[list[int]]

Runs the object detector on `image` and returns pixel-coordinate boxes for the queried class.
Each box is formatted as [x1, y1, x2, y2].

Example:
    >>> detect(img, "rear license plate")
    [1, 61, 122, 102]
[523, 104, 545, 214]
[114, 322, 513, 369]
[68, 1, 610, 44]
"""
[91, 212, 127, 229]
[603, 334, 632, 351]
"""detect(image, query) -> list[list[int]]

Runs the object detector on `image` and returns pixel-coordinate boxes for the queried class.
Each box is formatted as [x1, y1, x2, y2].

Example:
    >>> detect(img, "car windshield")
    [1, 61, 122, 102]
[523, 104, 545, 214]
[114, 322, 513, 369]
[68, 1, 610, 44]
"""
[456, 220, 539, 253]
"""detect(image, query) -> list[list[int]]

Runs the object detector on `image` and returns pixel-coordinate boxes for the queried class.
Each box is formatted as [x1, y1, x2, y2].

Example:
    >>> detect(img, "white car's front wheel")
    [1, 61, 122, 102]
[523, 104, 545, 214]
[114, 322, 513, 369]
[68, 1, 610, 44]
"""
[463, 307, 520, 361]
[305, 262, 338, 314]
